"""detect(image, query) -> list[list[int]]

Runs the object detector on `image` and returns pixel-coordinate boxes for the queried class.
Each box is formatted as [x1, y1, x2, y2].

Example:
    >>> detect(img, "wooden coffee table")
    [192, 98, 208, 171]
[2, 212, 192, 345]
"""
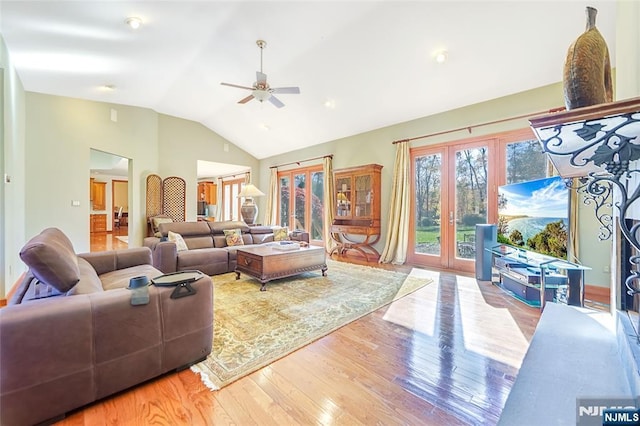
[235, 244, 327, 291]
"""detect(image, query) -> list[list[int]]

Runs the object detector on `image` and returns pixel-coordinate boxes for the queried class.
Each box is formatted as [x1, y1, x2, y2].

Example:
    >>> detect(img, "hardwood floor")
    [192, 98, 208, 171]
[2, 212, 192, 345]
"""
[89, 227, 129, 252]
[61, 244, 541, 425]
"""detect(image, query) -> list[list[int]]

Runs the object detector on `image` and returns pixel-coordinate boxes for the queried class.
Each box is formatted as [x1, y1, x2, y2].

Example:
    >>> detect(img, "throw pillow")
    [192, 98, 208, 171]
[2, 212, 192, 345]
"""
[273, 226, 289, 241]
[168, 231, 189, 251]
[224, 229, 244, 247]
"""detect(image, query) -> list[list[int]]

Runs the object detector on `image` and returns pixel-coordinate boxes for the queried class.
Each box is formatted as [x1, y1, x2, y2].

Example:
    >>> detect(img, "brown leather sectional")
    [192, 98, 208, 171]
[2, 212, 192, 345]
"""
[143, 220, 310, 276]
[0, 228, 213, 426]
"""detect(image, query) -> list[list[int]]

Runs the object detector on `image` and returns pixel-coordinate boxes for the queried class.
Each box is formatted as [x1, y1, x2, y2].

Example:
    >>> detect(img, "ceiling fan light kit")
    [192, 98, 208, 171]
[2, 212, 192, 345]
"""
[221, 39, 300, 108]
[125, 17, 142, 29]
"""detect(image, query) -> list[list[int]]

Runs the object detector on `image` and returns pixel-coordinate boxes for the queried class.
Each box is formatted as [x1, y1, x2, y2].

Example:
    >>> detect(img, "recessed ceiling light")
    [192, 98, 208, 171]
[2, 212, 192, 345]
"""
[260, 123, 271, 131]
[434, 50, 448, 64]
[99, 84, 115, 92]
[125, 17, 143, 29]
[324, 99, 336, 109]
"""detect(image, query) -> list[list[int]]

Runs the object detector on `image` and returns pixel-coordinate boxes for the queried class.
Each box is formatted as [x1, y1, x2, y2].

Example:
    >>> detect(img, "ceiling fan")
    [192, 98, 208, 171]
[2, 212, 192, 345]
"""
[221, 40, 300, 108]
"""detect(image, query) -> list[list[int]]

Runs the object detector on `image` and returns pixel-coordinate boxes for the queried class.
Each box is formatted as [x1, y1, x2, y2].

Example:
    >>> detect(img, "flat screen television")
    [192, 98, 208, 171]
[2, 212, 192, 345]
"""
[497, 175, 569, 259]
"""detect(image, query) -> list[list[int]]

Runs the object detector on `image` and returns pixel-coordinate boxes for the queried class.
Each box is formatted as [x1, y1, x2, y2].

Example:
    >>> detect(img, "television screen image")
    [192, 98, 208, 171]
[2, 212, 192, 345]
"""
[497, 176, 569, 259]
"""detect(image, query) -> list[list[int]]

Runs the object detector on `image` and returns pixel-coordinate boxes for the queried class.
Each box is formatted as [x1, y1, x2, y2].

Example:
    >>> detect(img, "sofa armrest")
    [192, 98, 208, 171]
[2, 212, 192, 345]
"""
[78, 247, 152, 276]
[143, 236, 161, 250]
[0, 295, 95, 425]
[148, 241, 179, 274]
[0, 278, 213, 426]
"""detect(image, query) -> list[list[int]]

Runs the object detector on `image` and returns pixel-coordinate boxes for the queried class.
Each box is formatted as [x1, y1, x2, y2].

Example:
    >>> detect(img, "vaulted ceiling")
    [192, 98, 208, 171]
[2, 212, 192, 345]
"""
[1, 1, 618, 159]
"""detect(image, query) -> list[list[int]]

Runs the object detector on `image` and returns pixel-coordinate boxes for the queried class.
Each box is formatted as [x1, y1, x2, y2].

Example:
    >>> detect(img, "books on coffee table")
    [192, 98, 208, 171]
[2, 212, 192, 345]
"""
[270, 241, 301, 251]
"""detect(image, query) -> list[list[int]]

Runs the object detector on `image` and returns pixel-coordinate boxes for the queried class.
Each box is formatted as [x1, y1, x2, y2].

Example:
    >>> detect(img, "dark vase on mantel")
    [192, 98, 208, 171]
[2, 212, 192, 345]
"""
[562, 6, 613, 110]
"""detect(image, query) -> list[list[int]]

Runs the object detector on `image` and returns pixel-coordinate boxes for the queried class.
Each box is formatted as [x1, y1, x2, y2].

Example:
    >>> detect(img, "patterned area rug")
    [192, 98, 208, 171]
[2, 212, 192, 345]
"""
[191, 259, 433, 390]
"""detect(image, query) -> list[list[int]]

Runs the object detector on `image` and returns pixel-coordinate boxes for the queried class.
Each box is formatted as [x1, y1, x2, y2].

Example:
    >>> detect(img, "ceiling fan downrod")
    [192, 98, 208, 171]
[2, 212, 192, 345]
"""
[257, 39, 266, 74]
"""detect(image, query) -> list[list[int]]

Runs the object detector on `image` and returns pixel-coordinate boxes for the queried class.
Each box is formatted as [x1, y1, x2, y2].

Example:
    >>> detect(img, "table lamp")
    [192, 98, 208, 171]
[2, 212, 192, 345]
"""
[237, 183, 265, 225]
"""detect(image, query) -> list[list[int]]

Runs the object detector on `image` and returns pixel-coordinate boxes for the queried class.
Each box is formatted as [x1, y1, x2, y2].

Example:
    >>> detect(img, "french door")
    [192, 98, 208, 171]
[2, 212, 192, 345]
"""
[409, 139, 496, 272]
[278, 165, 324, 242]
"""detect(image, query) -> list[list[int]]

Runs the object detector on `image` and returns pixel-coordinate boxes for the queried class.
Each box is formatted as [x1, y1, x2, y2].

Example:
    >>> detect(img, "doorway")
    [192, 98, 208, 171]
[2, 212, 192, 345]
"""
[89, 149, 130, 251]
[112, 179, 128, 239]
[197, 160, 251, 222]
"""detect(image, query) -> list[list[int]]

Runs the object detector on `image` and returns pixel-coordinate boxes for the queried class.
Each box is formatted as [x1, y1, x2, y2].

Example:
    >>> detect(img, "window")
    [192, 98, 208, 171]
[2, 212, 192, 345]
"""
[221, 178, 244, 221]
[504, 138, 548, 184]
[278, 165, 324, 242]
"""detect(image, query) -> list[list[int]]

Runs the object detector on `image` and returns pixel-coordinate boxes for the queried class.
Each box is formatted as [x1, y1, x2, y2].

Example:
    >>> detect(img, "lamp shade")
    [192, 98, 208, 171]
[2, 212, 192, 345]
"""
[237, 184, 265, 198]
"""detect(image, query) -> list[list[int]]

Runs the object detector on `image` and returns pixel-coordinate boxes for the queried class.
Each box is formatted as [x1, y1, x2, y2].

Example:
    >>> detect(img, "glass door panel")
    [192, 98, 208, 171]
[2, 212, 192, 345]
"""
[293, 173, 307, 230]
[310, 171, 324, 240]
[453, 146, 488, 261]
[279, 176, 290, 228]
[412, 152, 443, 259]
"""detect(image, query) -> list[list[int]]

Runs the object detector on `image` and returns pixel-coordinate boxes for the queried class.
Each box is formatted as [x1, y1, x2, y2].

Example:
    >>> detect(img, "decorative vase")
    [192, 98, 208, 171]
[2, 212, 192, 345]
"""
[562, 6, 613, 110]
[240, 199, 258, 225]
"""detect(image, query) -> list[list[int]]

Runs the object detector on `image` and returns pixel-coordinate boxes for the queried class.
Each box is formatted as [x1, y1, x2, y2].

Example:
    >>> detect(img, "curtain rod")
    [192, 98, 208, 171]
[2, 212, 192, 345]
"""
[270, 154, 333, 169]
[391, 106, 565, 144]
[212, 170, 249, 180]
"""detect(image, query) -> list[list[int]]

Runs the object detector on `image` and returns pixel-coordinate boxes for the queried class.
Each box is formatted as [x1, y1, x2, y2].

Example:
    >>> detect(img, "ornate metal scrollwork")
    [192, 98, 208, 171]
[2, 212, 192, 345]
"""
[536, 110, 640, 300]
[568, 177, 613, 241]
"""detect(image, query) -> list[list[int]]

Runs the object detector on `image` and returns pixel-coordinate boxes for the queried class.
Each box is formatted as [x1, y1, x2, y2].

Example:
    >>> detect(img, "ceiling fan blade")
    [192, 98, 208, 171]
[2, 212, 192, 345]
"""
[256, 71, 267, 84]
[271, 87, 300, 95]
[238, 94, 254, 104]
[268, 95, 285, 108]
[221, 82, 253, 90]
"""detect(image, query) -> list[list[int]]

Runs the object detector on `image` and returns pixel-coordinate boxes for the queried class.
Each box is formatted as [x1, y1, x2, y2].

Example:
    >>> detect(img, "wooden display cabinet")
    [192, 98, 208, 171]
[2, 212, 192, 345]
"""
[90, 214, 107, 233]
[197, 181, 217, 205]
[91, 181, 106, 211]
[330, 163, 382, 261]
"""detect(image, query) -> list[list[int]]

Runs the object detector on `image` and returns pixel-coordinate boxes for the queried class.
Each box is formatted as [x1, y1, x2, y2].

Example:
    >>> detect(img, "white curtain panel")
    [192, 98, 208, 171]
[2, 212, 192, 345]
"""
[379, 141, 410, 264]
[323, 156, 337, 252]
[263, 168, 278, 226]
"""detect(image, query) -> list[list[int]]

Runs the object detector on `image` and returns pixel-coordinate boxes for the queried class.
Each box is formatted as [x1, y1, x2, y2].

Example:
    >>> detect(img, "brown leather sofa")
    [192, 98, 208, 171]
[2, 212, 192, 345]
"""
[0, 228, 213, 426]
[143, 220, 310, 275]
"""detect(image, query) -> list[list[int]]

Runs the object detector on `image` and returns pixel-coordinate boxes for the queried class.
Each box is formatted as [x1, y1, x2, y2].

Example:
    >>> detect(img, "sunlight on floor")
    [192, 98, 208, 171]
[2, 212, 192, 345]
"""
[456, 275, 529, 369]
[382, 269, 440, 337]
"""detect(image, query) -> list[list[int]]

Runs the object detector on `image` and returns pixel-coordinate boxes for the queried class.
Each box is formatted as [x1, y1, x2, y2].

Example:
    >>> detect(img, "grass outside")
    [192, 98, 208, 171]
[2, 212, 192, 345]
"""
[415, 225, 476, 243]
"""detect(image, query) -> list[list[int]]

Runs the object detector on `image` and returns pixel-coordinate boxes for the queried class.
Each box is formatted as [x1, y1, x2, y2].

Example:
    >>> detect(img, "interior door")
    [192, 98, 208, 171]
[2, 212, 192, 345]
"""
[409, 141, 494, 272]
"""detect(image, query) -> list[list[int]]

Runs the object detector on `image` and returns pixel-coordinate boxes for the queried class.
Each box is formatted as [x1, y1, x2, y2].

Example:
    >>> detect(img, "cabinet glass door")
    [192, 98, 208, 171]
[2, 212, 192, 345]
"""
[336, 177, 351, 217]
[354, 175, 372, 217]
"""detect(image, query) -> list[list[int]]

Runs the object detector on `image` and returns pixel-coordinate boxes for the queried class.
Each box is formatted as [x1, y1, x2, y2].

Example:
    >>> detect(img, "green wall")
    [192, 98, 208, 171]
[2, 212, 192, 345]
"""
[259, 82, 612, 287]
[1, 36, 26, 296]
[157, 114, 260, 219]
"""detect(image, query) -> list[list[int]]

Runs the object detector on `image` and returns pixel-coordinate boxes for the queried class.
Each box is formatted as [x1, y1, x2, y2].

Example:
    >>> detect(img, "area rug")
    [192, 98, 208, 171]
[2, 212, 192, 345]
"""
[191, 259, 433, 390]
